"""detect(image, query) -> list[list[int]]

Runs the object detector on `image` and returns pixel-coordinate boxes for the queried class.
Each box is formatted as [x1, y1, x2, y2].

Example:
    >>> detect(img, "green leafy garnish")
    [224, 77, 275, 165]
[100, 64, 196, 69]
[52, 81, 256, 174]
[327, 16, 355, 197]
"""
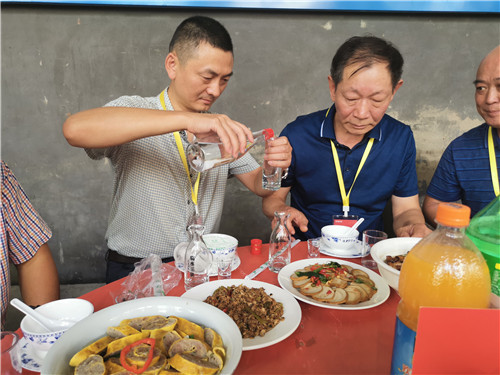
[295, 271, 328, 283]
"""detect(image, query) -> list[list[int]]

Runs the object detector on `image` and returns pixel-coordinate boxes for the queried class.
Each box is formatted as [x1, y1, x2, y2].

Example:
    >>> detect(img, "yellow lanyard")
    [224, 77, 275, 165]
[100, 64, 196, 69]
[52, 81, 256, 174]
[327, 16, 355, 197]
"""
[325, 106, 374, 216]
[488, 126, 499, 196]
[159, 90, 201, 206]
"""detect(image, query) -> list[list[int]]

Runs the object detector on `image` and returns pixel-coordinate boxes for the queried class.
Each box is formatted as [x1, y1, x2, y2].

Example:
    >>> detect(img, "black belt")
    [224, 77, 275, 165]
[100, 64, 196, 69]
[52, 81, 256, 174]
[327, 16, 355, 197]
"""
[106, 249, 174, 264]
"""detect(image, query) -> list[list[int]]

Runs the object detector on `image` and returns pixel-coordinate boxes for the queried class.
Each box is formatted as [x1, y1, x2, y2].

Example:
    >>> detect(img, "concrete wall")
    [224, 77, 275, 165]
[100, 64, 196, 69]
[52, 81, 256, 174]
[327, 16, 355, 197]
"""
[2, 4, 498, 284]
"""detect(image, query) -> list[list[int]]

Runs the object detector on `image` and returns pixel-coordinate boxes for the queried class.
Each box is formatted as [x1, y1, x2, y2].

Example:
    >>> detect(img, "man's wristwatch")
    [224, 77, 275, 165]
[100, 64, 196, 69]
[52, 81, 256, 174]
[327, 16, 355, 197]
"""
[282, 168, 289, 179]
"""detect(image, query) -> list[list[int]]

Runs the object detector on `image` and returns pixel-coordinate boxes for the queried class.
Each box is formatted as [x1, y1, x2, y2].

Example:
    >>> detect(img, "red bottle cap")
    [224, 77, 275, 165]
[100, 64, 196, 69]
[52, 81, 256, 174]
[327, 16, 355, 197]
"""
[250, 238, 263, 255]
[263, 128, 274, 140]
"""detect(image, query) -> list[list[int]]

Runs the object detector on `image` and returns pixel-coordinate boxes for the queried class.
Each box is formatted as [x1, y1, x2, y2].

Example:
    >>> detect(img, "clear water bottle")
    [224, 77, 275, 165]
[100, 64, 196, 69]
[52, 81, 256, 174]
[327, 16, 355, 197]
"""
[268, 211, 292, 272]
[184, 224, 213, 291]
[186, 128, 275, 172]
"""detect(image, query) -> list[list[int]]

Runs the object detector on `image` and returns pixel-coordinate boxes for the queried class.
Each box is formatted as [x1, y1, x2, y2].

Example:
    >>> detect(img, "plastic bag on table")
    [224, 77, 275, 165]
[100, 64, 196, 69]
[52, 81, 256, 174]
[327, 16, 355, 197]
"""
[113, 254, 183, 303]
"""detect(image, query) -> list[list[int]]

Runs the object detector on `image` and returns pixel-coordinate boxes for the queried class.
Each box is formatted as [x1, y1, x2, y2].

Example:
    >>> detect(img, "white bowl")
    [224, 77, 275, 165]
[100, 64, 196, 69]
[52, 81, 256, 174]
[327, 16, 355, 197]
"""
[21, 298, 94, 358]
[371, 237, 422, 291]
[203, 233, 238, 274]
[321, 225, 359, 250]
[41, 296, 243, 375]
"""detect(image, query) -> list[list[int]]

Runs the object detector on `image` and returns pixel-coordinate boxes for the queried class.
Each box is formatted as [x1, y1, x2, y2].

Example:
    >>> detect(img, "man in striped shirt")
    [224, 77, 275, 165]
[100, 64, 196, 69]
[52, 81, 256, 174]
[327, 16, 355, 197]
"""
[63, 16, 292, 283]
[423, 46, 500, 223]
[1, 161, 59, 328]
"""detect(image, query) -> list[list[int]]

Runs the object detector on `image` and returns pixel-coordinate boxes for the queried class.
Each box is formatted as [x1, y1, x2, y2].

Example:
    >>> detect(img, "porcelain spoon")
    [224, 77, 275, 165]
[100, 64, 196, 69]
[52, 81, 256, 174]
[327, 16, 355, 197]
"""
[10, 298, 76, 332]
[346, 218, 365, 236]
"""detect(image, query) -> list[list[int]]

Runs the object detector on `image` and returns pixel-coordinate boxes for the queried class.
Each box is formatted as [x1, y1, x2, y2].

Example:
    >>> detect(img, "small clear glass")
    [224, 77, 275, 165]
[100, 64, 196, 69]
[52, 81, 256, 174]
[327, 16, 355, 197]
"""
[217, 259, 232, 280]
[1, 331, 22, 374]
[262, 137, 282, 191]
[262, 165, 282, 191]
[362, 230, 388, 269]
[307, 238, 321, 258]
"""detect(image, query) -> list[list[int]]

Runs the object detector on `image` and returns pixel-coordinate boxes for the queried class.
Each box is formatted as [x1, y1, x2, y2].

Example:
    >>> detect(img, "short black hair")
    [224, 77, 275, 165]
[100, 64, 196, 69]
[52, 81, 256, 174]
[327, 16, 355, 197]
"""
[169, 16, 233, 63]
[330, 35, 404, 91]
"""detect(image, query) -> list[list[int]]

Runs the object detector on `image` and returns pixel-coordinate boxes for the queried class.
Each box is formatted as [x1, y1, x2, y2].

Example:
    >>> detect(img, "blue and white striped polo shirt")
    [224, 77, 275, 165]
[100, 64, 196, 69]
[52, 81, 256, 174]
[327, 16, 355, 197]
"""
[426, 123, 500, 216]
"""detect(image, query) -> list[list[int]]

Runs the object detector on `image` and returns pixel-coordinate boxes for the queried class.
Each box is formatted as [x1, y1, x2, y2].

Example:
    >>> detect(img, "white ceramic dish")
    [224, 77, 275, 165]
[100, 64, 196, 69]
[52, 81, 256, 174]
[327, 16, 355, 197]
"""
[174, 241, 241, 276]
[277, 258, 390, 310]
[371, 237, 422, 291]
[319, 239, 363, 258]
[203, 233, 238, 253]
[20, 337, 43, 372]
[182, 279, 302, 351]
[41, 296, 242, 375]
[21, 298, 94, 358]
[321, 224, 359, 250]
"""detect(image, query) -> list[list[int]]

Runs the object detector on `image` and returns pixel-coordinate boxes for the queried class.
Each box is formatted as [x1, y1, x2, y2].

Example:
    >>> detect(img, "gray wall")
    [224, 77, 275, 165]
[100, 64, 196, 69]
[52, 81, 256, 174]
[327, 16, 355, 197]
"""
[2, 5, 498, 284]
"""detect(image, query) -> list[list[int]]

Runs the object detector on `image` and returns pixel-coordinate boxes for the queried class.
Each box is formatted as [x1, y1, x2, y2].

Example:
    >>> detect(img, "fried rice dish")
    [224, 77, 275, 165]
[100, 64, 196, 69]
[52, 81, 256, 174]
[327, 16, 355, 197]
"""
[203, 285, 284, 338]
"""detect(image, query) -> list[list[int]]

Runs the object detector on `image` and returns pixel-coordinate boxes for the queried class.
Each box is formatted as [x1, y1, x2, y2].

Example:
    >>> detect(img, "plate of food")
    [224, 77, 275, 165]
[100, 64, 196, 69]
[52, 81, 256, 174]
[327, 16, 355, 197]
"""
[182, 279, 302, 351]
[41, 296, 242, 375]
[277, 258, 390, 310]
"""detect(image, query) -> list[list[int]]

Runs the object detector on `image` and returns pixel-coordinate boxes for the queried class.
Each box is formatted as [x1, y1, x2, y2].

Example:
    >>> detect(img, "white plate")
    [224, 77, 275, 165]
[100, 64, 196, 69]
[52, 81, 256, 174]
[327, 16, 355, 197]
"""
[41, 296, 242, 375]
[277, 258, 390, 310]
[20, 337, 43, 372]
[319, 239, 363, 258]
[182, 279, 302, 351]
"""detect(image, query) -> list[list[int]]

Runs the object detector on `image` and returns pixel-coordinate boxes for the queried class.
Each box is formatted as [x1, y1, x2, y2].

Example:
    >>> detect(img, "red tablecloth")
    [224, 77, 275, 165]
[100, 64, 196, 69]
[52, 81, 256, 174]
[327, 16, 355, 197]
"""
[21, 241, 399, 374]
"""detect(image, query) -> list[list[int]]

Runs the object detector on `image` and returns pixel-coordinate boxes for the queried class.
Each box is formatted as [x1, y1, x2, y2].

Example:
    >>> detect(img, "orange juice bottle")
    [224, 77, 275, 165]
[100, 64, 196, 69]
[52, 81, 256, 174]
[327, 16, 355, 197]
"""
[390, 203, 491, 375]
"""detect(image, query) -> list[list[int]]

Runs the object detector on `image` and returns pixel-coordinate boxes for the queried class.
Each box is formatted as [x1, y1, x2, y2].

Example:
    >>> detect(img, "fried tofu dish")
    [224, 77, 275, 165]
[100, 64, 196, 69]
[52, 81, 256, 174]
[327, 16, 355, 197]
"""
[290, 261, 377, 305]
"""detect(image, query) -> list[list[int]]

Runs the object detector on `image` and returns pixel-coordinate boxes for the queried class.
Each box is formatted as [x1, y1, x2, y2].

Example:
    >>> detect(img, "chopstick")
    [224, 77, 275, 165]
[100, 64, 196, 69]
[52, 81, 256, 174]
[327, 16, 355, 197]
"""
[244, 239, 301, 280]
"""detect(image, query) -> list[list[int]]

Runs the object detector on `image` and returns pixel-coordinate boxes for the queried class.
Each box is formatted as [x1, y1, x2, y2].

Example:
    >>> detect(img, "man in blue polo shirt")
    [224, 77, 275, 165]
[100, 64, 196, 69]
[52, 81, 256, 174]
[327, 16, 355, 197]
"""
[262, 36, 430, 240]
[423, 45, 500, 224]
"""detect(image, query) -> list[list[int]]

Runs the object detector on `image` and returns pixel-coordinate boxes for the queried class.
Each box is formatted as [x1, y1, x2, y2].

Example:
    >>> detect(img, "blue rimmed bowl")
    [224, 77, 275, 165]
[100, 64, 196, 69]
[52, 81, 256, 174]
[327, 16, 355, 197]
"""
[20, 298, 93, 358]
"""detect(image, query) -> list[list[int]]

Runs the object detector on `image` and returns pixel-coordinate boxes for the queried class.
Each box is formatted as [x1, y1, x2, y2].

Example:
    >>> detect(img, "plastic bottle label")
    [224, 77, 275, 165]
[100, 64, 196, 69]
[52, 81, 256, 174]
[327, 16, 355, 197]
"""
[391, 317, 416, 375]
[491, 270, 499, 297]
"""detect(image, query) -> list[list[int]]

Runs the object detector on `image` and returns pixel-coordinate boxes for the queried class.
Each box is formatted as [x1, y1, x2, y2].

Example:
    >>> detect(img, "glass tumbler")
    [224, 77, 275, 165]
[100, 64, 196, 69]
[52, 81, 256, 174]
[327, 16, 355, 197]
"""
[362, 230, 388, 269]
[307, 238, 321, 258]
[1, 331, 21, 374]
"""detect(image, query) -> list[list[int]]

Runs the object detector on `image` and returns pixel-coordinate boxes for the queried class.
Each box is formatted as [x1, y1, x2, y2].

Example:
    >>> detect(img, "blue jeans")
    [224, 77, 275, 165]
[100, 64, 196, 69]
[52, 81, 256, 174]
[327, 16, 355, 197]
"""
[105, 260, 136, 284]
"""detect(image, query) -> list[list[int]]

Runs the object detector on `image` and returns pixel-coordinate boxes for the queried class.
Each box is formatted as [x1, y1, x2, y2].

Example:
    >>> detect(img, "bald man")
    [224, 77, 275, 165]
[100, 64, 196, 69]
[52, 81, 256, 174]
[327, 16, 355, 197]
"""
[423, 46, 500, 224]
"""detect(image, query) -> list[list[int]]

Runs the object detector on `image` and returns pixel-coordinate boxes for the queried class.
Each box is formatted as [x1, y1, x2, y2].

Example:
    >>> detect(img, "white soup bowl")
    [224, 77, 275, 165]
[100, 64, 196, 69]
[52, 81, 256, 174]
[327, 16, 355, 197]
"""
[321, 225, 359, 250]
[371, 237, 422, 291]
[203, 233, 238, 274]
[20, 298, 94, 358]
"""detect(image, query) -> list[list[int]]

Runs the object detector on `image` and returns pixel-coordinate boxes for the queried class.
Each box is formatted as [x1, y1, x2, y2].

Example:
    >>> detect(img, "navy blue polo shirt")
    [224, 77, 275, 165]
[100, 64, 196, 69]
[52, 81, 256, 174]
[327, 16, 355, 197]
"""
[281, 104, 418, 240]
[426, 123, 500, 217]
